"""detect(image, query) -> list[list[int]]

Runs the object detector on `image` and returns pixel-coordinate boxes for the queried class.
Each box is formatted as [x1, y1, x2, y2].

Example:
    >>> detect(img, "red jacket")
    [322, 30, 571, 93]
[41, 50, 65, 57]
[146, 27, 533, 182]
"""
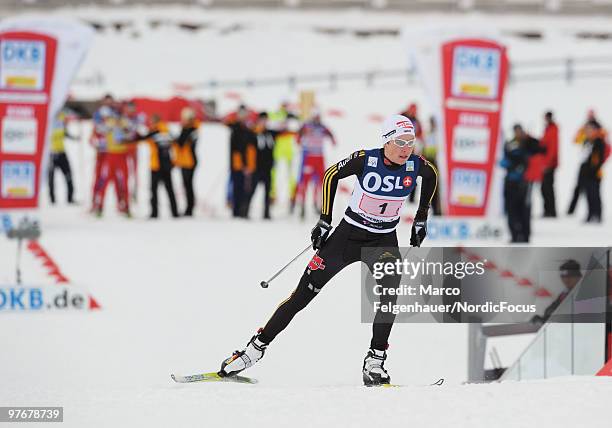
[524, 134, 544, 183]
[541, 122, 559, 169]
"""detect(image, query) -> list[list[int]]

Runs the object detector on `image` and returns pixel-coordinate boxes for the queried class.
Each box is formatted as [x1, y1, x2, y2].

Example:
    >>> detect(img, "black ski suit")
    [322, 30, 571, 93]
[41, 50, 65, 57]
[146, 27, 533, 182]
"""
[259, 148, 438, 351]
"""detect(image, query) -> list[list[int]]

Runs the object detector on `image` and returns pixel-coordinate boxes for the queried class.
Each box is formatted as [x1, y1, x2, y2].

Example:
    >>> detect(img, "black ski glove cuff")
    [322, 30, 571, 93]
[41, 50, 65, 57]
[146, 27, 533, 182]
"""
[311, 219, 332, 251]
[414, 207, 429, 223]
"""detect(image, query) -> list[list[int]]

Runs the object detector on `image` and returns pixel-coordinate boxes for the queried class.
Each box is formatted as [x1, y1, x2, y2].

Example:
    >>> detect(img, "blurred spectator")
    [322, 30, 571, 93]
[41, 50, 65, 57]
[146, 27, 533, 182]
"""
[581, 120, 606, 223]
[90, 94, 113, 214]
[573, 109, 601, 146]
[568, 166, 587, 217]
[531, 260, 582, 324]
[423, 116, 441, 216]
[143, 114, 179, 219]
[48, 108, 75, 205]
[91, 94, 131, 217]
[246, 112, 276, 219]
[524, 125, 545, 217]
[400, 103, 423, 141]
[568, 115, 608, 221]
[295, 109, 336, 218]
[121, 101, 147, 202]
[269, 102, 298, 210]
[229, 106, 257, 218]
[267, 101, 296, 131]
[174, 107, 200, 217]
[400, 103, 423, 203]
[568, 110, 597, 214]
[540, 111, 558, 218]
[104, 111, 131, 216]
[225, 104, 255, 209]
[223, 104, 259, 128]
[500, 124, 543, 243]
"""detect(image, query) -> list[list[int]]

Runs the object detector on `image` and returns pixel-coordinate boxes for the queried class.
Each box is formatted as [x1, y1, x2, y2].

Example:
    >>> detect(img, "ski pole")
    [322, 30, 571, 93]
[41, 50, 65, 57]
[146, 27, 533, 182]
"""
[260, 244, 312, 289]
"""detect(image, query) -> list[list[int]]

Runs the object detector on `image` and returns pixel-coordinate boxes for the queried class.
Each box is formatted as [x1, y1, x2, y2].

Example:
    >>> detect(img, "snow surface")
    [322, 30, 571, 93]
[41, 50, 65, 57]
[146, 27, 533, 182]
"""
[1, 6, 612, 428]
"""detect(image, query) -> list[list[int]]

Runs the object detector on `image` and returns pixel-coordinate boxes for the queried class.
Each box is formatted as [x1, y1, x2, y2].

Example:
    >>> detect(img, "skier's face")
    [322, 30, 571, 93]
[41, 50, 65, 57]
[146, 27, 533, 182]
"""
[384, 138, 414, 164]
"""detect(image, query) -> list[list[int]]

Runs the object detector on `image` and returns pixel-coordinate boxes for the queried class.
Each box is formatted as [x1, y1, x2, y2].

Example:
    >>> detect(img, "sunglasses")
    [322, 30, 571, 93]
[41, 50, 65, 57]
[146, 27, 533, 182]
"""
[391, 137, 416, 148]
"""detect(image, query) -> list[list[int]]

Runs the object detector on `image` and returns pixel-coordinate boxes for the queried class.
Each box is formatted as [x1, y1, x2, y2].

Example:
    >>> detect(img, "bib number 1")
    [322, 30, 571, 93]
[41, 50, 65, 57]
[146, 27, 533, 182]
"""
[359, 194, 403, 217]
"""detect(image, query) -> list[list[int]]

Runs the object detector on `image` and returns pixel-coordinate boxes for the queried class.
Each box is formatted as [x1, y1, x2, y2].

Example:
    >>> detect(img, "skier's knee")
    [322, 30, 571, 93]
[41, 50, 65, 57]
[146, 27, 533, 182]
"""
[296, 273, 323, 299]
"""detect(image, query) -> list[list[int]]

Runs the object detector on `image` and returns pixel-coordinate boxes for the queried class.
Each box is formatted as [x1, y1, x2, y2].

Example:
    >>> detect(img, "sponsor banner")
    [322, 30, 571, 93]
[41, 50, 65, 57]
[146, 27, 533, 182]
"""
[425, 217, 505, 241]
[1, 212, 12, 232]
[0, 39, 46, 91]
[450, 168, 487, 208]
[1, 114, 37, 154]
[0, 32, 56, 209]
[0, 19, 93, 214]
[1, 161, 35, 198]
[407, 31, 508, 217]
[451, 46, 501, 99]
[0, 284, 98, 312]
[451, 124, 489, 164]
[442, 39, 508, 216]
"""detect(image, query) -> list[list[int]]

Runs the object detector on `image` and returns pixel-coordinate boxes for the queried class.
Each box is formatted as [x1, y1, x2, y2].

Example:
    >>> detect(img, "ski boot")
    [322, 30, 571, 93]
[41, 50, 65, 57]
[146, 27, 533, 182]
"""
[219, 331, 268, 377]
[362, 348, 391, 386]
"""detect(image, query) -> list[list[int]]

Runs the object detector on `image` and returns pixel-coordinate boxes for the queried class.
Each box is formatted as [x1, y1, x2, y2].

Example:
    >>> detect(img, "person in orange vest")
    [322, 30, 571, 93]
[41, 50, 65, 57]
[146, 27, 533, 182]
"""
[568, 110, 608, 215]
[573, 109, 600, 146]
[581, 120, 606, 223]
[229, 109, 257, 218]
[173, 108, 200, 217]
[224, 104, 257, 210]
[540, 111, 559, 217]
[142, 114, 179, 219]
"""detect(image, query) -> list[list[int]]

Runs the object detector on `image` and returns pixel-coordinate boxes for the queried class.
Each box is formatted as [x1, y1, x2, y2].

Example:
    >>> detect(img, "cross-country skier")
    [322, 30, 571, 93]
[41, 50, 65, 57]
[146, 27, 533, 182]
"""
[219, 114, 438, 386]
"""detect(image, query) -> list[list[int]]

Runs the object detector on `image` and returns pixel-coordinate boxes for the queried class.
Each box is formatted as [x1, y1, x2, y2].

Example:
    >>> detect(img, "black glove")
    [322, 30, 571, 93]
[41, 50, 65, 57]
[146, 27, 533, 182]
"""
[311, 219, 332, 250]
[410, 220, 427, 247]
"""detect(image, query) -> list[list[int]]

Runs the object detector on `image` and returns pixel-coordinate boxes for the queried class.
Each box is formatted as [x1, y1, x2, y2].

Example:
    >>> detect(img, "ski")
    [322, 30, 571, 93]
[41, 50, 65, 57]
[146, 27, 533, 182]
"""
[170, 372, 258, 384]
[371, 378, 445, 388]
[171, 372, 441, 387]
